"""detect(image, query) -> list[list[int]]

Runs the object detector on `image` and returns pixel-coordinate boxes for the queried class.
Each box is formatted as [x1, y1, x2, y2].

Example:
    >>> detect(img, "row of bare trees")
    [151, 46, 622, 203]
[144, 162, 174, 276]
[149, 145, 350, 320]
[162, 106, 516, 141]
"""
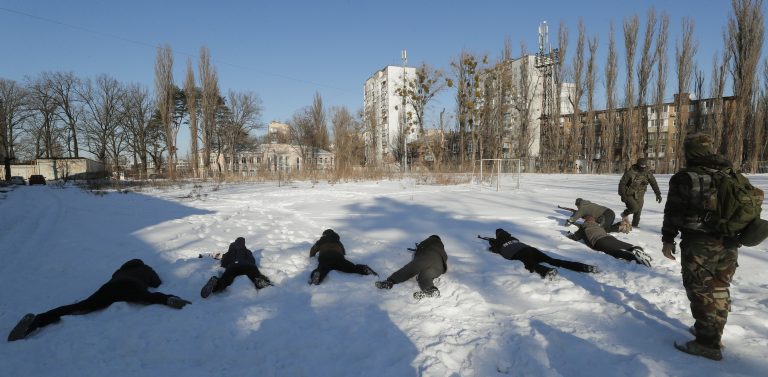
[381, 0, 766, 174]
[1, 45, 263, 180]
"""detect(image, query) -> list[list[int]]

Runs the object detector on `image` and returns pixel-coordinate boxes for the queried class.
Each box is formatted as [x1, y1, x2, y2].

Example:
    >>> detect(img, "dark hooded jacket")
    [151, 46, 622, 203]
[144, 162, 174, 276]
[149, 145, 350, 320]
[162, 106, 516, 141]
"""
[110, 259, 162, 289]
[221, 237, 256, 268]
[309, 229, 346, 257]
[412, 235, 448, 273]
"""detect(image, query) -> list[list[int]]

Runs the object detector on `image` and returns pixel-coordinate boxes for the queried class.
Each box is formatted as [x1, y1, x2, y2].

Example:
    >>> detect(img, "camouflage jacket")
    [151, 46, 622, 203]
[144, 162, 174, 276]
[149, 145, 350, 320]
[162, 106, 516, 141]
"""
[661, 154, 737, 245]
[618, 165, 661, 200]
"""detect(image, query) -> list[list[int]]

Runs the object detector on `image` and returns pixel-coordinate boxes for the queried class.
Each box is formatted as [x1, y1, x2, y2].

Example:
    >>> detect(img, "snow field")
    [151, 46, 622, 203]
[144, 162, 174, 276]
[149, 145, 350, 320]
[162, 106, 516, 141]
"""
[1, 174, 767, 376]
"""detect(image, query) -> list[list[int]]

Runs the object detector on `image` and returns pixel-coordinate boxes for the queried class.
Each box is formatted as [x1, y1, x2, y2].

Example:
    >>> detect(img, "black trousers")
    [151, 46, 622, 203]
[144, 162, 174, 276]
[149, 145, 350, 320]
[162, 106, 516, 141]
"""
[597, 210, 616, 233]
[388, 255, 445, 291]
[30, 278, 171, 332]
[313, 252, 368, 284]
[506, 247, 593, 278]
[592, 237, 636, 262]
[214, 264, 265, 292]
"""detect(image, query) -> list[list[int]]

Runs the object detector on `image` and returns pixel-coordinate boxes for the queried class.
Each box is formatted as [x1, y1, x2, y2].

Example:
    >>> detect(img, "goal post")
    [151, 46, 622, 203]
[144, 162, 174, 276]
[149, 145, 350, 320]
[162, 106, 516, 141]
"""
[474, 159, 521, 191]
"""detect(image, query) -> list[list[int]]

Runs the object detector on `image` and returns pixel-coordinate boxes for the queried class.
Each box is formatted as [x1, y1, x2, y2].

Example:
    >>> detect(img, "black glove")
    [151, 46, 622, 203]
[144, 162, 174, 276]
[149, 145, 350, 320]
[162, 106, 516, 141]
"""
[166, 296, 192, 309]
[656, 194, 662, 203]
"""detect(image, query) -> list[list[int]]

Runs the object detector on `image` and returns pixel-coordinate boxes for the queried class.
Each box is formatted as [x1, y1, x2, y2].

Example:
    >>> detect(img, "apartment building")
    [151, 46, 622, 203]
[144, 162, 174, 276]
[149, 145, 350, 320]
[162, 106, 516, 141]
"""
[363, 65, 418, 164]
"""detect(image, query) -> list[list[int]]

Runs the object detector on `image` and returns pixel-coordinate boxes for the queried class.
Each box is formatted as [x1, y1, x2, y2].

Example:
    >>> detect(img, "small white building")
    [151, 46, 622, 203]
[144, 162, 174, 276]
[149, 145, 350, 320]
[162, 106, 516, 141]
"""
[210, 144, 334, 175]
[2, 158, 106, 181]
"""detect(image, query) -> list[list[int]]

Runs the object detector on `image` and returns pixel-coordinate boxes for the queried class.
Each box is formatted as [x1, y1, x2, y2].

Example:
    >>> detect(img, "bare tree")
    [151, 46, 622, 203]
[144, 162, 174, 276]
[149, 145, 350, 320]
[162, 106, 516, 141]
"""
[79, 75, 126, 170]
[673, 17, 697, 172]
[26, 75, 63, 159]
[636, 8, 657, 164]
[199, 46, 220, 177]
[566, 20, 586, 173]
[451, 51, 483, 168]
[222, 90, 262, 174]
[552, 22, 568, 172]
[727, 0, 765, 171]
[0, 78, 32, 179]
[331, 106, 364, 177]
[585, 34, 598, 173]
[123, 83, 156, 179]
[396, 63, 448, 135]
[760, 59, 768, 162]
[622, 15, 640, 168]
[154, 44, 176, 179]
[652, 12, 669, 172]
[45, 72, 82, 158]
[184, 59, 200, 178]
[603, 22, 618, 173]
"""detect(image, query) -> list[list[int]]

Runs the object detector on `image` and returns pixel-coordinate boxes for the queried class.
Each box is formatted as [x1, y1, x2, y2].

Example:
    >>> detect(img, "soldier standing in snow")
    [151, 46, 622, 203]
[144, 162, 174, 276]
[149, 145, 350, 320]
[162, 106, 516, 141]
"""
[564, 198, 621, 233]
[618, 157, 662, 230]
[482, 228, 598, 279]
[200, 237, 272, 298]
[375, 235, 447, 299]
[567, 216, 652, 267]
[661, 133, 755, 361]
[8, 259, 190, 341]
[308, 229, 377, 285]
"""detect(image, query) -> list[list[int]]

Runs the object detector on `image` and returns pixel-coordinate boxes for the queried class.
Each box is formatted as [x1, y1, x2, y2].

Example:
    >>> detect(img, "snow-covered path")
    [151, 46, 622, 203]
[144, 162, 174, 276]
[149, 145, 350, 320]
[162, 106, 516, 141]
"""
[1, 175, 766, 376]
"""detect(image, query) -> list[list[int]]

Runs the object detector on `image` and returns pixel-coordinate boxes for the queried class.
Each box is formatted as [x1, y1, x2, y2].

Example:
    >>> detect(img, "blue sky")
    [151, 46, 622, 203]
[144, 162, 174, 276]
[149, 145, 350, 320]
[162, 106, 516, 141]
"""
[0, 0, 759, 151]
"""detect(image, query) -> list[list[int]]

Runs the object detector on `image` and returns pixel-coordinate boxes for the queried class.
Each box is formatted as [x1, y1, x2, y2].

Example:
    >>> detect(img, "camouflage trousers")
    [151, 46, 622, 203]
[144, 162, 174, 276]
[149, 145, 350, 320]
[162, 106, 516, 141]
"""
[680, 237, 738, 348]
[621, 196, 645, 226]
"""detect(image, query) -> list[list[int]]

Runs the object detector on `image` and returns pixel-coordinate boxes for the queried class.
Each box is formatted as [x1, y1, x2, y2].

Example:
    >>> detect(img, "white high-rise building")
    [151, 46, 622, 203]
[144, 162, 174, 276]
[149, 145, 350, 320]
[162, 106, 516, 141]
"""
[478, 54, 574, 158]
[363, 65, 418, 164]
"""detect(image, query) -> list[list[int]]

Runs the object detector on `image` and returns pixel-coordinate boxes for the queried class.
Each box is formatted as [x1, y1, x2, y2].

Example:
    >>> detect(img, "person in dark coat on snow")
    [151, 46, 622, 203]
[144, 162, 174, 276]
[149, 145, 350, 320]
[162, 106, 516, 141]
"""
[483, 228, 598, 279]
[567, 216, 652, 267]
[200, 237, 272, 298]
[564, 198, 621, 233]
[375, 235, 448, 299]
[308, 229, 377, 285]
[8, 259, 190, 341]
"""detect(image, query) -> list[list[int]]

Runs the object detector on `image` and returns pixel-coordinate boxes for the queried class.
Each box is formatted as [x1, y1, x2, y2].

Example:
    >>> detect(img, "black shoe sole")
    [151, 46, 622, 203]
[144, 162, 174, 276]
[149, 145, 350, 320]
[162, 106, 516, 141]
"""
[8, 313, 36, 341]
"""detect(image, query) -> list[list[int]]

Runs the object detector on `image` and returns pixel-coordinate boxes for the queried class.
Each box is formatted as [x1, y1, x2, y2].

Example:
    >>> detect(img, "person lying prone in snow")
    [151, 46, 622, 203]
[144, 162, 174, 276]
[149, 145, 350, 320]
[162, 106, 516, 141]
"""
[8, 259, 190, 341]
[375, 235, 448, 300]
[481, 228, 598, 279]
[200, 237, 273, 298]
[308, 229, 378, 285]
[566, 216, 652, 267]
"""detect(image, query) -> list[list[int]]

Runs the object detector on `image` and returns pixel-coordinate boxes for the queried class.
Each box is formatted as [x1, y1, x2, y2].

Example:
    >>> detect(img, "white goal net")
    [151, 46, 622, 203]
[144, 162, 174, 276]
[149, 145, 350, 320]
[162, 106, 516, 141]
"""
[473, 159, 521, 191]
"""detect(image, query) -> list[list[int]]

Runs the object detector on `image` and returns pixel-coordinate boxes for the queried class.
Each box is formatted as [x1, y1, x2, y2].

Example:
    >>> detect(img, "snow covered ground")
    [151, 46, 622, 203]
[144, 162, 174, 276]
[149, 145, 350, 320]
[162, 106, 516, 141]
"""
[1, 174, 766, 377]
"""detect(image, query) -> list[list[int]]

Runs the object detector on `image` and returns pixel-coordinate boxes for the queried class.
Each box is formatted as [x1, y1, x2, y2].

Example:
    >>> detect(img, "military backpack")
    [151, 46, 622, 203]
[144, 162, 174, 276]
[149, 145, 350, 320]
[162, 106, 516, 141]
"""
[682, 166, 766, 244]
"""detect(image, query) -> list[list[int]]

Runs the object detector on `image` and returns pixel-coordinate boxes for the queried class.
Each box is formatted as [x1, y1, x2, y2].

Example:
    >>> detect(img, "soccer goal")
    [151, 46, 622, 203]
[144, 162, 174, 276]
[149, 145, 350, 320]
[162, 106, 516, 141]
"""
[474, 159, 522, 191]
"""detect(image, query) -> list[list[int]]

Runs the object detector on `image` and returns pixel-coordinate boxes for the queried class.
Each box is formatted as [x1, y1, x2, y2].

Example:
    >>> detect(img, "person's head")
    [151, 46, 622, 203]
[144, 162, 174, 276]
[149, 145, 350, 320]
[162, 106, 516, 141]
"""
[575, 198, 583, 207]
[636, 158, 648, 171]
[584, 215, 596, 223]
[321, 229, 340, 241]
[495, 228, 513, 243]
[684, 132, 714, 160]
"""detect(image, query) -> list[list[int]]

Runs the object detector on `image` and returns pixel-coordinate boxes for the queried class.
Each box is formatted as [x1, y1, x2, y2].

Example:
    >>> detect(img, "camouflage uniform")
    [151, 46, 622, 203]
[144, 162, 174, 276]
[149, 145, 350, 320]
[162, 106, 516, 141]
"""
[662, 133, 738, 354]
[618, 158, 661, 227]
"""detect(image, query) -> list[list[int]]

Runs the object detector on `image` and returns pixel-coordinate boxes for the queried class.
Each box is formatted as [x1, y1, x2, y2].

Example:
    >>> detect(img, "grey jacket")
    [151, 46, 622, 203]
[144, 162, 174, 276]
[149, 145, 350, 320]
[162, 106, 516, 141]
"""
[569, 200, 610, 223]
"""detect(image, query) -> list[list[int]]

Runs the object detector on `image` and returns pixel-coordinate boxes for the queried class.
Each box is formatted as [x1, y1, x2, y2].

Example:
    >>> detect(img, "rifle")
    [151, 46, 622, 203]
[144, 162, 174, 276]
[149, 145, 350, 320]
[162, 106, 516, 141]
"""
[477, 235, 493, 241]
[558, 205, 577, 213]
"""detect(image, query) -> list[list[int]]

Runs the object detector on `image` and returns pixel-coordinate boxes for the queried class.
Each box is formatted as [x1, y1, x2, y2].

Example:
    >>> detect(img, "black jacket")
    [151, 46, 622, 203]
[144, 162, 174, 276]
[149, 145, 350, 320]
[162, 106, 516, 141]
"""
[221, 237, 256, 268]
[309, 229, 346, 257]
[110, 259, 162, 289]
